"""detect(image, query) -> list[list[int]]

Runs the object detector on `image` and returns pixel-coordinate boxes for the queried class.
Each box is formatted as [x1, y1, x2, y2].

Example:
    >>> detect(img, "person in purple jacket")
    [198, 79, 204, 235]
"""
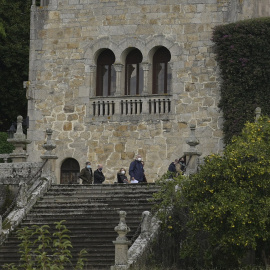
[129, 155, 144, 183]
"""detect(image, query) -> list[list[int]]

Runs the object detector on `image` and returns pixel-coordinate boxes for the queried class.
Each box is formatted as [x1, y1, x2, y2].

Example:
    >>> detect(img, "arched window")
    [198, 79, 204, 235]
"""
[125, 49, 143, 95]
[60, 158, 80, 184]
[152, 47, 171, 94]
[96, 49, 116, 96]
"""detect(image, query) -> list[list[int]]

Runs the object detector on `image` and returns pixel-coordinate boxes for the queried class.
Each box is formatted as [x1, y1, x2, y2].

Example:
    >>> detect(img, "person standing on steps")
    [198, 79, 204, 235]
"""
[117, 168, 129, 184]
[79, 161, 93, 184]
[94, 164, 105, 184]
[168, 159, 178, 174]
[129, 155, 144, 183]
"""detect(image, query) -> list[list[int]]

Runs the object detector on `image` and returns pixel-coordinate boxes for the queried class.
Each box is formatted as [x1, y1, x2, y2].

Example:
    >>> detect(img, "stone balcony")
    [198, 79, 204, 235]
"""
[89, 94, 174, 122]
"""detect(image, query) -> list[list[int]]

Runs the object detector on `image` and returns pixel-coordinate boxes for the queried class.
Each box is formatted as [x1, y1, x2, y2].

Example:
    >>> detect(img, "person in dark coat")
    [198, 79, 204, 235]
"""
[141, 161, 147, 183]
[129, 155, 144, 183]
[94, 164, 105, 184]
[168, 159, 178, 173]
[117, 168, 129, 184]
[79, 161, 93, 184]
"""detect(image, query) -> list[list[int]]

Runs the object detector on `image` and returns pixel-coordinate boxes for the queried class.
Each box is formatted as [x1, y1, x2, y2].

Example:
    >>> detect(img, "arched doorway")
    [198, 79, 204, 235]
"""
[60, 158, 80, 184]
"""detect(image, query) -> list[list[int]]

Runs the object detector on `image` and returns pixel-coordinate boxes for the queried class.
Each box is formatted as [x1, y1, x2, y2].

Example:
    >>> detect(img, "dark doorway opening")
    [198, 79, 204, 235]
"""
[60, 158, 80, 184]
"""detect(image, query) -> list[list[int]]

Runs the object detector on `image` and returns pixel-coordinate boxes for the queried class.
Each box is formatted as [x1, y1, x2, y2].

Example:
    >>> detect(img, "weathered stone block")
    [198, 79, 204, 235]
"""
[63, 122, 72, 131]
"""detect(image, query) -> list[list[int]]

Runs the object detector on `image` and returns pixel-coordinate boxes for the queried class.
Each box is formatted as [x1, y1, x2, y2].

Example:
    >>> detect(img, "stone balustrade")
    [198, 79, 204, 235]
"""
[0, 154, 11, 163]
[91, 95, 173, 121]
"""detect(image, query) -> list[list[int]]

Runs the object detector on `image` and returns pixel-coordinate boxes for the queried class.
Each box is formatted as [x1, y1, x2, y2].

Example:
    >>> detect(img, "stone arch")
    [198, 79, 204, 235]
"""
[146, 35, 180, 62]
[84, 37, 119, 66]
[60, 157, 80, 184]
[117, 37, 146, 63]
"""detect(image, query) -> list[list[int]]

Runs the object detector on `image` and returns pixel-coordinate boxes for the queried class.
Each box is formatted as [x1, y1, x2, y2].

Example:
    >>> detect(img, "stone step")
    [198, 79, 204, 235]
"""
[0, 183, 158, 268]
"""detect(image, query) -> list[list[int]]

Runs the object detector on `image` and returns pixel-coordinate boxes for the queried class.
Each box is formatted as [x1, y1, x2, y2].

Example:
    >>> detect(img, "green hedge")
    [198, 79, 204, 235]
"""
[212, 17, 270, 144]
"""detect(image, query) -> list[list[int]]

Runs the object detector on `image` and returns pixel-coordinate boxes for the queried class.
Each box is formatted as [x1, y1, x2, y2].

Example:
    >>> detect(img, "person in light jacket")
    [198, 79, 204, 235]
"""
[129, 155, 144, 183]
[94, 164, 105, 184]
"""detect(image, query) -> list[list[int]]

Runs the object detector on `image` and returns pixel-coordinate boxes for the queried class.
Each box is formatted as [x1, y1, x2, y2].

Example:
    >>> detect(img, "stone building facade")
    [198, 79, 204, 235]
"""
[26, 0, 270, 183]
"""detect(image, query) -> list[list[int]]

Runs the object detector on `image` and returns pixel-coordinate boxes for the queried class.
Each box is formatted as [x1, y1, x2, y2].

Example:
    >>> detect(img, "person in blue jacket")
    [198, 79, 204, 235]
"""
[129, 155, 144, 183]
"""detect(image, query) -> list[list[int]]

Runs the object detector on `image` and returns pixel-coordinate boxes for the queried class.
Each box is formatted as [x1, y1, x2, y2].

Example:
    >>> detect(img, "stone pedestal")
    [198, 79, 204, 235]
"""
[7, 116, 31, 163]
[111, 211, 131, 270]
[184, 124, 201, 175]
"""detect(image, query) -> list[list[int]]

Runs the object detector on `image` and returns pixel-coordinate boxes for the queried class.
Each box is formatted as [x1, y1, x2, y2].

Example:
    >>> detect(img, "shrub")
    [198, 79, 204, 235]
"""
[212, 17, 270, 143]
[3, 220, 87, 270]
[152, 116, 270, 269]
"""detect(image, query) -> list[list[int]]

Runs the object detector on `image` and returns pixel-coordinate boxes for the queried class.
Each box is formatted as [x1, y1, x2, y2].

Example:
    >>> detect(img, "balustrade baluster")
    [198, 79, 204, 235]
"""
[93, 102, 96, 116]
[98, 101, 101, 116]
[105, 101, 109, 115]
[155, 99, 159, 114]
[166, 99, 169, 113]
[151, 99, 155, 114]
[128, 100, 132, 115]
[162, 99, 165, 113]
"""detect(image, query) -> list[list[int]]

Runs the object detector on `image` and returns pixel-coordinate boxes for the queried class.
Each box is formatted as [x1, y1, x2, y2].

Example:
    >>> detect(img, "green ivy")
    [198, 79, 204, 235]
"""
[212, 17, 270, 144]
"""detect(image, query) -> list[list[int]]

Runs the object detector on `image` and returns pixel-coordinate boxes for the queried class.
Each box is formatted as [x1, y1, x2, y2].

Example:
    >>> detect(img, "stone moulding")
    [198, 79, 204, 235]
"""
[127, 211, 160, 268]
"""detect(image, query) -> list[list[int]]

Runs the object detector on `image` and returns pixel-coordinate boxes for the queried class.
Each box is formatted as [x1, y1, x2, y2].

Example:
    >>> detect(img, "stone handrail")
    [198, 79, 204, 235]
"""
[0, 174, 53, 246]
[127, 211, 160, 268]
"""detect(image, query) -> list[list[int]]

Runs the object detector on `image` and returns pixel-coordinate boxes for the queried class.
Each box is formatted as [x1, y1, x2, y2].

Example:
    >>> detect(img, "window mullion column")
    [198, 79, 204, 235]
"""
[113, 63, 124, 96]
[141, 62, 150, 95]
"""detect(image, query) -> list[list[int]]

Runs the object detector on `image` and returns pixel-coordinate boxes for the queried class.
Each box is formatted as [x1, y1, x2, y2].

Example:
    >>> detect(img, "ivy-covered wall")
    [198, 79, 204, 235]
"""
[213, 17, 270, 143]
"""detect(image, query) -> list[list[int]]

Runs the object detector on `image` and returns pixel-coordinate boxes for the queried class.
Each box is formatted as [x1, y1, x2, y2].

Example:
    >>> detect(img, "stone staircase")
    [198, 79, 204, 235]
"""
[0, 183, 158, 269]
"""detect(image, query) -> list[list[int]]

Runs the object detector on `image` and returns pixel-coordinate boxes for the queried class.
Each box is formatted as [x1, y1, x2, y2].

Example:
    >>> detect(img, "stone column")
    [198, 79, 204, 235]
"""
[89, 65, 96, 98]
[16, 182, 27, 208]
[184, 124, 201, 175]
[111, 211, 131, 270]
[114, 63, 124, 96]
[141, 62, 150, 95]
[7, 116, 31, 163]
[40, 129, 58, 182]
[255, 107, 261, 122]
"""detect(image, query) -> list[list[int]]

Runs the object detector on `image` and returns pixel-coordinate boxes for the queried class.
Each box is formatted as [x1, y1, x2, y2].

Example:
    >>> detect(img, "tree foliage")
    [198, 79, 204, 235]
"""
[0, 0, 31, 131]
[212, 18, 270, 144]
[152, 116, 270, 269]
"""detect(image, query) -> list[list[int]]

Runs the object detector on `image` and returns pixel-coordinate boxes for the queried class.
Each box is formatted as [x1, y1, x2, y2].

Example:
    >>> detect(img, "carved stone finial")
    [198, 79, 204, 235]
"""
[186, 124, 199, 152]
[184, 124, 202, 176]
[114, 211, 130, 241]
[141, 211, 151, 238]
[7, 116, 31, 162]
[42, 128, 57, 156]
[255, 107, 261, 122]
[14, 116, 25, 140]
[112, 211, 131, 269]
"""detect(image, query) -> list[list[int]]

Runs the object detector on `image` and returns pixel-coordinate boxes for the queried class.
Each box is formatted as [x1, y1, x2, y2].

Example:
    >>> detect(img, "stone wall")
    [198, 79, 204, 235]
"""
[26, 0, 270, 183]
